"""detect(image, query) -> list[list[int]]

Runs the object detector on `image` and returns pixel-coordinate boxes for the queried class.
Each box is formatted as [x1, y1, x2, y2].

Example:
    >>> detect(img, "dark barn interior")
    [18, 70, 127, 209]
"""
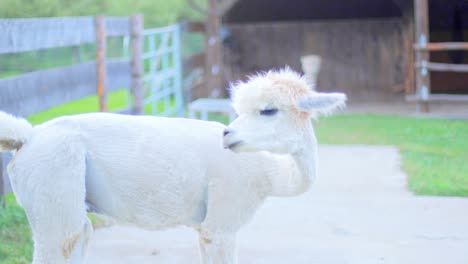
[428, 0, 468, 94]
[220, 0, 468, 101]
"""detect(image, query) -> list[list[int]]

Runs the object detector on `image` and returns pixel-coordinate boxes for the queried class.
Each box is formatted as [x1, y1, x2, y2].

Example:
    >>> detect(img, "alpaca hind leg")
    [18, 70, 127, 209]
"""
[27, 183, 90, 264]
[32, 217, 92, 264]
[9, 133, 89, 264]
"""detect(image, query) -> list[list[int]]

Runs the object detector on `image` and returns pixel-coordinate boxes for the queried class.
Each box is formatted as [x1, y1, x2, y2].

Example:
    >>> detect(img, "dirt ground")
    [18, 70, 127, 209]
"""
[85, 145, 468, 264]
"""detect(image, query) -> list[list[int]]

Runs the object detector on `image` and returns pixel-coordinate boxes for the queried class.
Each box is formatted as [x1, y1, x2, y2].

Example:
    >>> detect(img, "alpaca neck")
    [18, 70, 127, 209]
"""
[268, 127, 317, 197]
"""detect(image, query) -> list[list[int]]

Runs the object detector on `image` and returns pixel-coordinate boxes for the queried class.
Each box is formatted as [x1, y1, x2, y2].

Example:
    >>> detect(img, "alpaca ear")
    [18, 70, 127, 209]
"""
[298, 92, 347, 115]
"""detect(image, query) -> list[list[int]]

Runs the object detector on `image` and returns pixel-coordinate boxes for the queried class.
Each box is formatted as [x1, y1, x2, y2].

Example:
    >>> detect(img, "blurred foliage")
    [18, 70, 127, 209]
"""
[0, 0, 207, 27]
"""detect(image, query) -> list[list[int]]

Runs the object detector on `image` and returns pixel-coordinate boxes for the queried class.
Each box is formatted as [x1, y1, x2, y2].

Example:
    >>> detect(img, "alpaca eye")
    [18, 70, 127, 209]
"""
[260, 108, 278, 116]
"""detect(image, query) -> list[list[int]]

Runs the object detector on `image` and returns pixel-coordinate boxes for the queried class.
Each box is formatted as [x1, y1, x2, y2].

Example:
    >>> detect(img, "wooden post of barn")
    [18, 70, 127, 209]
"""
[130, 14, 144, 115]
[414, 0, 430, 112]
[398, 0, 415, 96]
[204, 0, 224, 97]
[95, 16, 108, 112]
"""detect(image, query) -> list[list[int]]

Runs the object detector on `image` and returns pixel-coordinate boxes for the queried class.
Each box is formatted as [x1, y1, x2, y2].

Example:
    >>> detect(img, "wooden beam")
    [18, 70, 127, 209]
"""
[406, 94, 468, 102]
[414, 42, 468, 51]
[401, 1, 415, 95]
[414, 0, 430, 112]
[130, 14, 144, 115]
[95, 16, 108, 112]
[416, 62, 468, 72]
[203, 0, 224, 97]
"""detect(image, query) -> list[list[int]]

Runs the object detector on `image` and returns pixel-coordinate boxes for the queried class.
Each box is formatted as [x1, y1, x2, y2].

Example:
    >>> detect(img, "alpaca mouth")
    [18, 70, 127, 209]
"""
[224, 140, 243, 150]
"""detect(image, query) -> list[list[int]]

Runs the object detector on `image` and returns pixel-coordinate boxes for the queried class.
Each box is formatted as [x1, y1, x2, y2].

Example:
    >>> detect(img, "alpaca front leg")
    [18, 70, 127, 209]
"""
[198, 231, 238, 264]
[31, 217, 92, 264]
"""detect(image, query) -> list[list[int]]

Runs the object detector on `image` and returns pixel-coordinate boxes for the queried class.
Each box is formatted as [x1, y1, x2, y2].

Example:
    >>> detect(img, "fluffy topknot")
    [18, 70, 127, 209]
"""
[230, 67, 313, 114]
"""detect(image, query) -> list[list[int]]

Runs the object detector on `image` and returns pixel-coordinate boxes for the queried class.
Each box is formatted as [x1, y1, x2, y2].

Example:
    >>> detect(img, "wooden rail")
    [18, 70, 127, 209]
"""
[0, 17, 131, 54]
[406, 94, 468, 102]
[0, 60, 131, 117]
[416, 62, 468, 73]
[414, 42, 468, 51]
[0, 15, 141, 117]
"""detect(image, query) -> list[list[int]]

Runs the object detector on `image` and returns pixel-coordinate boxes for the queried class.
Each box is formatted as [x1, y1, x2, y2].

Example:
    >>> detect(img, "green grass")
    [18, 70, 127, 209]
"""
[314, 114, 468, 196]
[26, 89, 130, 124]
[26, 89, 176, 125]
[0, 194, 32, 264]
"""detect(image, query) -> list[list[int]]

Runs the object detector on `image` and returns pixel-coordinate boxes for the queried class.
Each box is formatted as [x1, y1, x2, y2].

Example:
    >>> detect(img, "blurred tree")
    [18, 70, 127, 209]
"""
[0, 0, 207, 27]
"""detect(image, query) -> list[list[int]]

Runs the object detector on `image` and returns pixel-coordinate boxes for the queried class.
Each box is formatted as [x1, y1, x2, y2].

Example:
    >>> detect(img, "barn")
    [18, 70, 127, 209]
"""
[195, 0, 468, 111]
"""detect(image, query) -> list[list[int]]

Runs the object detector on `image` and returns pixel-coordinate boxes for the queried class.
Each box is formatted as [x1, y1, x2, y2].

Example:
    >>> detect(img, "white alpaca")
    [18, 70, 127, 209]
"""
[0, 68, 345, 264]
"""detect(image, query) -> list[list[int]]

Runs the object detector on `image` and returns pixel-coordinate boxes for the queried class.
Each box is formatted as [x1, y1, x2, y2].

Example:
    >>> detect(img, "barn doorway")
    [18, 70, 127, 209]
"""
[429, 0, 468, 95]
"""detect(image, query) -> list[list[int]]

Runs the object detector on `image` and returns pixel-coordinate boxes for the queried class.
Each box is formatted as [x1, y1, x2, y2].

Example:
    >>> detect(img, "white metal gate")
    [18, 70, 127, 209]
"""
[123, 24, 183, 116]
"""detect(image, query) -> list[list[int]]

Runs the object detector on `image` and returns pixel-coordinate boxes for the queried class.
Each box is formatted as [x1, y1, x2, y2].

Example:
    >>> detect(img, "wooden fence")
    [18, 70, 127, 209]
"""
[0, 15, 148, 204]
[407, 0, 468, 112]
[0, 15, 143, 116]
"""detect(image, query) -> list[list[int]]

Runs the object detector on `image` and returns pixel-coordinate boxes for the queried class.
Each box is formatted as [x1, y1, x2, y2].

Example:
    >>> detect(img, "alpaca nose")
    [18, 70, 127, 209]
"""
[223, 128, 232, 137]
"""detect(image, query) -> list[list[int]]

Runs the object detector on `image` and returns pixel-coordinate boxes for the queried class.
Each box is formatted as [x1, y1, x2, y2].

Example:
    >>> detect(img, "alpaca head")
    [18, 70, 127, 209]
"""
[223, 68, 346, 154]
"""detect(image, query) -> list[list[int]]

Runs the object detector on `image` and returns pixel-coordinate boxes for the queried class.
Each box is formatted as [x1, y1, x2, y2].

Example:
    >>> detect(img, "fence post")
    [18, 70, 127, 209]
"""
[204, 0, 224, 97]
[95, 16, 108, 112]
[0, 155, 4, 207]
[414, 0, 430, 112]
[173, 24, 184, 116]
[130, 14, 144, 115]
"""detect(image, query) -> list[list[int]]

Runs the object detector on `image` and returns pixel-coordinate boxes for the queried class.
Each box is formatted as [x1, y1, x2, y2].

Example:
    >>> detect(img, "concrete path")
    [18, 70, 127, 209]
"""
[86, 146, 468, 264]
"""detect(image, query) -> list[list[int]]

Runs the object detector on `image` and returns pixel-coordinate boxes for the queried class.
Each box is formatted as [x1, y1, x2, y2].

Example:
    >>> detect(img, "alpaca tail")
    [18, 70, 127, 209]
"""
[0, 111, 33, 152]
